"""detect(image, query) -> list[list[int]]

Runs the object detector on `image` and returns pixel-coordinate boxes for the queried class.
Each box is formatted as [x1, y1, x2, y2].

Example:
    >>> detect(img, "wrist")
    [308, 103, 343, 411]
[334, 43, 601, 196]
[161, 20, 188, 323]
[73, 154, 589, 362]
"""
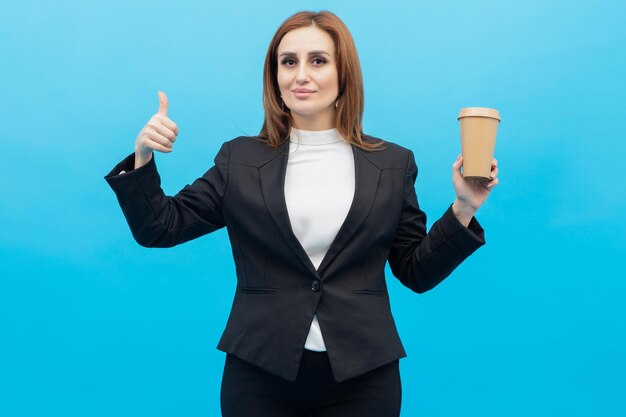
[452, 199, 477, 227]
[134, 149, 153, 170]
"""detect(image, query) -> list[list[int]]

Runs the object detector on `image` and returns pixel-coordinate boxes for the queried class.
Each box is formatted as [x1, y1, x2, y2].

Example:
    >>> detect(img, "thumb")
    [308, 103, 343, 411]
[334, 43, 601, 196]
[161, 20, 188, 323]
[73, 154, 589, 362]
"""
[453, 154, 462, 169]
[453, 154, 463, 175]
[157, 91, 168, 116]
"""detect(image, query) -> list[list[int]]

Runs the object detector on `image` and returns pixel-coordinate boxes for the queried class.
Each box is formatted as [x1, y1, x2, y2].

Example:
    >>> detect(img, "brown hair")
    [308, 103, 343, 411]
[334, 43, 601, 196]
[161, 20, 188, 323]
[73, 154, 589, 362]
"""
[258, 10, 385, 151]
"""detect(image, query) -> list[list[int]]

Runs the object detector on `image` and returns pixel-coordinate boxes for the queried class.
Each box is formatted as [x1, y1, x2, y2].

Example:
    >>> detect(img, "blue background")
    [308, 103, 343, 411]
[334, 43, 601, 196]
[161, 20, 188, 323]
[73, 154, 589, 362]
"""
[1, 0, 625, 416]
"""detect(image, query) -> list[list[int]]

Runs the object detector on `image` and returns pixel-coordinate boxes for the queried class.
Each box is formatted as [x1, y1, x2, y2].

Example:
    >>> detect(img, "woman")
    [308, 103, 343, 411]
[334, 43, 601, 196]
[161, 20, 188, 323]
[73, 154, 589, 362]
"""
[105, 10, 498, 417]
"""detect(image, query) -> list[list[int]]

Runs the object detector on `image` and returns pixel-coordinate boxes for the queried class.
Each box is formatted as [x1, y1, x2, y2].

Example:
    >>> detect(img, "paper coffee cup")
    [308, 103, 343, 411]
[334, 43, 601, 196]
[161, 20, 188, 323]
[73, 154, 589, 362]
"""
[457, 107, 500, 180]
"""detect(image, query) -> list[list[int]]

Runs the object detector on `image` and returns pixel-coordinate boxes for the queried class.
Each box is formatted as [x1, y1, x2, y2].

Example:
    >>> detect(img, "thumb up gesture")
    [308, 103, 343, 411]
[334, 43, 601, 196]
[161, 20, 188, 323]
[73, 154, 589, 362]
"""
[134, 91, 179, 168]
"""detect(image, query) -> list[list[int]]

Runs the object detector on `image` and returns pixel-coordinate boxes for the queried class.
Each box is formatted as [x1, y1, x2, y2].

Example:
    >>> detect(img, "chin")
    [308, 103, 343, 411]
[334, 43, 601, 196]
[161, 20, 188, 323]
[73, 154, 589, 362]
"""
[288, 103, 334, 117]
[290, 109, 323, 117]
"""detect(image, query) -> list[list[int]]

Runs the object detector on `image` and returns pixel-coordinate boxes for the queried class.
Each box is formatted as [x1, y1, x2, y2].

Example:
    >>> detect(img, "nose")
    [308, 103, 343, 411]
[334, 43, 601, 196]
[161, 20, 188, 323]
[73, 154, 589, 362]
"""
[295, 62, 309, 84]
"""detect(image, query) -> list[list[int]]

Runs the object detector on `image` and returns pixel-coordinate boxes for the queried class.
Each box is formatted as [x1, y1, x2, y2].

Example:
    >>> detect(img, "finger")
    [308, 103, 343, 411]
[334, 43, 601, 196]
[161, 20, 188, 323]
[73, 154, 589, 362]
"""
[452, 154, 462, 170]
[141, 132, 173, 153]
[154, 114, 179, 136]
[489, 165, 499, 180]
[486, 177, 499, 189]
[149, 140, 173, 153]
[158, 91, 168, 116]
[145, 127, 173, 149]
[452, 156, 466, 182]
[150, 118, 177, 142]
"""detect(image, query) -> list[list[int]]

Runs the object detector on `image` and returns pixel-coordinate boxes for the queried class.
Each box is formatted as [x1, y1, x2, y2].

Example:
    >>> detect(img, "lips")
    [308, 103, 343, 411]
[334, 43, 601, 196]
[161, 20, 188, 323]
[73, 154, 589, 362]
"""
[292, 89, 316, 99]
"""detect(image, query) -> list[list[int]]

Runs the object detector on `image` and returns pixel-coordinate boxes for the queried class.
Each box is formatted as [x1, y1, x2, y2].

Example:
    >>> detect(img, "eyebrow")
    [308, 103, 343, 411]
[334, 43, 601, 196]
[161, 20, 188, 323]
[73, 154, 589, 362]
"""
[278, 50, 331, 58]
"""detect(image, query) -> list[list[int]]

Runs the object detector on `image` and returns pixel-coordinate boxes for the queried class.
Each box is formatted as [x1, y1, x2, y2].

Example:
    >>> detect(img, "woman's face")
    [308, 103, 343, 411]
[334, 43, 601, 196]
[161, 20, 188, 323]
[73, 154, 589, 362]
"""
[276, 26, 339, 130]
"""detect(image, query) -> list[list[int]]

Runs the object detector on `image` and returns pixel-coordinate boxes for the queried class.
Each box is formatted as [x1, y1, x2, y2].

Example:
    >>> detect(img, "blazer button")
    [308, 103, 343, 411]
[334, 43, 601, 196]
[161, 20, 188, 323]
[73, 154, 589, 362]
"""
[311, 280, 321, 292]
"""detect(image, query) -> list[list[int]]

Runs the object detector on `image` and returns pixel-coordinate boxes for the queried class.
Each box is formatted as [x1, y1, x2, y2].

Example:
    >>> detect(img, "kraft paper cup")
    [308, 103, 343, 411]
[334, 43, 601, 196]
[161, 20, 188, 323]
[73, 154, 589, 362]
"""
[457, 107, 501, 180]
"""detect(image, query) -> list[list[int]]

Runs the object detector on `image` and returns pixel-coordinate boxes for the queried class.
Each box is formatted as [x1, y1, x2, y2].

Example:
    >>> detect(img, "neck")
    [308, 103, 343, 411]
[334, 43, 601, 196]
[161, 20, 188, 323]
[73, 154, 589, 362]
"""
[289, 108, 336, 131]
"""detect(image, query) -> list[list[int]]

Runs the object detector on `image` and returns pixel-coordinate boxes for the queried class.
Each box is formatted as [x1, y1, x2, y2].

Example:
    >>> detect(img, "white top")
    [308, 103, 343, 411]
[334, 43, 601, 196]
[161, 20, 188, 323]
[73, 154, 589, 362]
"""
[285, 127, 355, 351]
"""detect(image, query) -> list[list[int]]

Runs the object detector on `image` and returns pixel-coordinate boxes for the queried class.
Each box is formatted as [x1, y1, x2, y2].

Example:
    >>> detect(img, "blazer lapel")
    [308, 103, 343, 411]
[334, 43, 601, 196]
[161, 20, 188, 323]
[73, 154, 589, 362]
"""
[259, 137, 381, 279]
[316, 145, 380, 275]
[260, 139, 320, 278]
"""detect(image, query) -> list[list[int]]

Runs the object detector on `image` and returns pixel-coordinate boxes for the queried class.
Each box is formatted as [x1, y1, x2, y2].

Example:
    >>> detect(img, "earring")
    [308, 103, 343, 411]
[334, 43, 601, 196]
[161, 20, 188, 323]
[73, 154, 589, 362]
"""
[335, 99, 339, 108]
[281, 99, 286, 111]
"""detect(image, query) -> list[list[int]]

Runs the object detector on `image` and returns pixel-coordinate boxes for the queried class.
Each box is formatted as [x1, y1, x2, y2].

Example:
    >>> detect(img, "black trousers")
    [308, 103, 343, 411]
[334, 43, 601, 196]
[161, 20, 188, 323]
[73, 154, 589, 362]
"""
[220, 349, 402, 417]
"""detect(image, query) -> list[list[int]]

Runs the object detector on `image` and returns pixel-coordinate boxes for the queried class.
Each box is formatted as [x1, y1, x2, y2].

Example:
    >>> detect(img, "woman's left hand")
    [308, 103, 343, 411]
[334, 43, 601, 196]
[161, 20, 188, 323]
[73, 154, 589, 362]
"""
[452, 154, 499, 212]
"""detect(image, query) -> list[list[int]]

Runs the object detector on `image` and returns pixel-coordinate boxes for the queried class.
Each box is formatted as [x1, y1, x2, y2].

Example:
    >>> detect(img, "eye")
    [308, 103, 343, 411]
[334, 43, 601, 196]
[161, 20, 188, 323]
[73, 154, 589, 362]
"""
[280, 56, 328, 67]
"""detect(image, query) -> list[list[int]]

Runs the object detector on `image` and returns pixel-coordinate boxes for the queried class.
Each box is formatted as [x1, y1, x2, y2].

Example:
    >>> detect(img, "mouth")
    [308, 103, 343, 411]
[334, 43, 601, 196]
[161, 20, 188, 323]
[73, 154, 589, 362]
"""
[292, 89, 316, 99]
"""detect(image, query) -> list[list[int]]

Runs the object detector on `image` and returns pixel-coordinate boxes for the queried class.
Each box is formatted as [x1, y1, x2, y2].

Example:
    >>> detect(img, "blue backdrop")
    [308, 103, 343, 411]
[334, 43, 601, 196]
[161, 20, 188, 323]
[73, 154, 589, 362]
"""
[1, 1, 625, 416]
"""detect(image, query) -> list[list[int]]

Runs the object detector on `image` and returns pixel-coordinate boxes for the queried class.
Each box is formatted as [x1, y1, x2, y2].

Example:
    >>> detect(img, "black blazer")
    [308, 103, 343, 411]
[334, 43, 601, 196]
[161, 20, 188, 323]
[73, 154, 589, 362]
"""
[104, 133, 486, 382]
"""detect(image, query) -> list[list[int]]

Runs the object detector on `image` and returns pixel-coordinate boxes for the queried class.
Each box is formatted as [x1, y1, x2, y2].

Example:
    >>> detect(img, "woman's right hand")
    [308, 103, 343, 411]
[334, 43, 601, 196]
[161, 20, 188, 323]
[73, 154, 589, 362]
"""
[134, 91, 179, 169]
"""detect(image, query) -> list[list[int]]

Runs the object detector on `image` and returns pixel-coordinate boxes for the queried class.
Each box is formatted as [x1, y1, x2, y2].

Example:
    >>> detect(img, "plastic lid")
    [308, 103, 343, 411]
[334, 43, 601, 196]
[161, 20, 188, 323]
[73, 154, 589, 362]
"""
[458, 107, 500, 121]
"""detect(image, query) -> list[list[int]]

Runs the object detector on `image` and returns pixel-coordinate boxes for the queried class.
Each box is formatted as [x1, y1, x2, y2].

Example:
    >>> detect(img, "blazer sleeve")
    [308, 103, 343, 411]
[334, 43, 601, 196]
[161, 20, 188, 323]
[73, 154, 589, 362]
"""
[387, 149, 486, 293]
[103, 142, 230, 248]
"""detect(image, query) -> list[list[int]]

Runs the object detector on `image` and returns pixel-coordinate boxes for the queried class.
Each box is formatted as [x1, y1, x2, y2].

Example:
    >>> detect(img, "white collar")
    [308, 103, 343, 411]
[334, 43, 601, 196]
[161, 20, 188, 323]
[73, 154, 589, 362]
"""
[289, 127, 345, 145]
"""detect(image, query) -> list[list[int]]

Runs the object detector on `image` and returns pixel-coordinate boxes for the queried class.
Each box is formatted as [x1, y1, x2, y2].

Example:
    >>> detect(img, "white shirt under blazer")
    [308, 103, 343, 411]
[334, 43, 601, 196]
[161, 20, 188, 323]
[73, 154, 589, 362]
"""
[285, 127, 355, 352]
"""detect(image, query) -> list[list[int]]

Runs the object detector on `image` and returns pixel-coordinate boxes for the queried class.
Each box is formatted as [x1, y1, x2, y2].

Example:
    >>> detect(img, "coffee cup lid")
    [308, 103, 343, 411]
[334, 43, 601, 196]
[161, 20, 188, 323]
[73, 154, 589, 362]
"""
[458, 107, 501, 121]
